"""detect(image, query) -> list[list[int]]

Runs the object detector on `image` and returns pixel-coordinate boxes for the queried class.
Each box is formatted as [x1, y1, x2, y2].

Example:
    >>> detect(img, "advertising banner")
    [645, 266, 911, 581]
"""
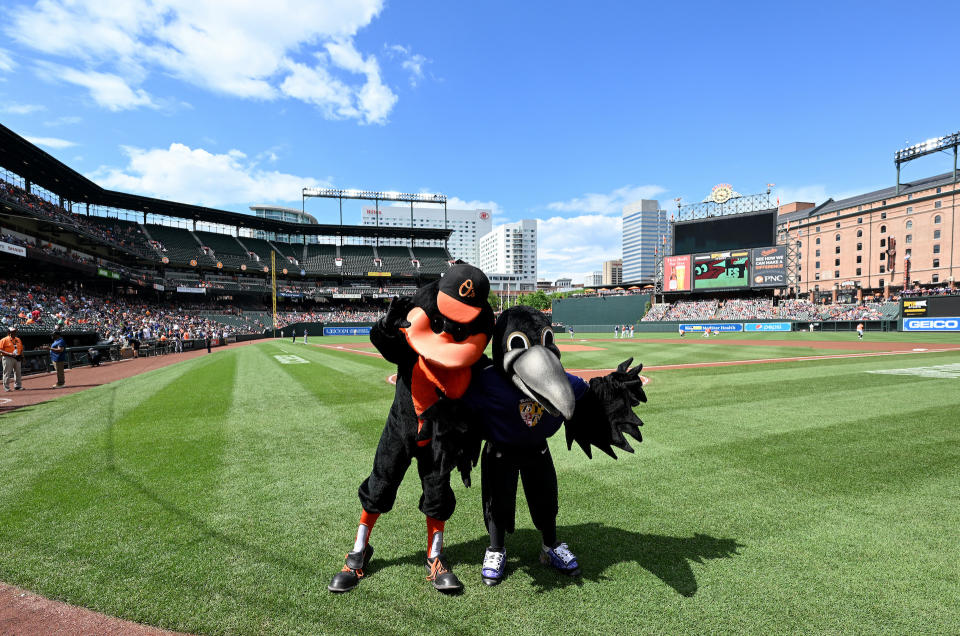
[902, 317, 960, 331]
[693, 250, 750, 290]
[744, 322, 792, 332]
[663, 255, 691, 292]
[323, 326, 372, 336]
[153, 283, 165, 291]
[176, 286, 206, 294]
[367, 272, 391, 277]
[332, 293, 363, 299]
[901, 299, 928, 317]
[678, 323, 744, 332]
[751, 246, 787, 287]
[278, 291, 303, 298]
[97, 267, 121, 280]
[0, 241, 27, 257]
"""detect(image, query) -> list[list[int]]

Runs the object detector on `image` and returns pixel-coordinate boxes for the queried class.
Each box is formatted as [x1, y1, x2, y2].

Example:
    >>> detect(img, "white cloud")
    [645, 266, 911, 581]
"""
[386, 44, 428, 87]
[547, 184, 667, 214]
[6, 0, 396, 123]
[42, 64, 156, 111]
[23, 135, 77, 149]
[0, 48, 14, 72]
[1, 103, 45, 115]
[536, 214, 623, 282]
[89, 142, 328, 208]
[44, 115, 82, 126]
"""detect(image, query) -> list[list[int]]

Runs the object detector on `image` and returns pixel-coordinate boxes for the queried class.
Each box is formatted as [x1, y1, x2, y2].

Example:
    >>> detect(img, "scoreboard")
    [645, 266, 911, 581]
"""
[901, 296, 960, 317]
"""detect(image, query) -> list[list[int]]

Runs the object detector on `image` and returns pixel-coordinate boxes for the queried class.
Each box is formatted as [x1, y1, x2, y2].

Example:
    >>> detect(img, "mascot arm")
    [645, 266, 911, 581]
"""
[370, 296, 417, 366]
[564, 358, 646, 459]
[419, 395, 483, 487]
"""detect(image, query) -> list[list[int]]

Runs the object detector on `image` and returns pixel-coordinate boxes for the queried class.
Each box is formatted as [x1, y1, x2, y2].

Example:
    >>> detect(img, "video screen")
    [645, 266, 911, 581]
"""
[693, 250, 751, 290]
[673, 210, 776, 254]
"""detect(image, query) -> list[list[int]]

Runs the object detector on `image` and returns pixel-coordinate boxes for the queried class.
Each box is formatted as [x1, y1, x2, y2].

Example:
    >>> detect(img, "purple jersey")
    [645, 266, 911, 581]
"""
[463, 364, 588, 447]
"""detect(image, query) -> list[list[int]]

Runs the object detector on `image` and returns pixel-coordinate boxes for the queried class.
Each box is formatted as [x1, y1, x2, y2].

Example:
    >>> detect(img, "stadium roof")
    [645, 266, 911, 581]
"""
[0, 123, 452, 241]
[778, 171, 958, 223]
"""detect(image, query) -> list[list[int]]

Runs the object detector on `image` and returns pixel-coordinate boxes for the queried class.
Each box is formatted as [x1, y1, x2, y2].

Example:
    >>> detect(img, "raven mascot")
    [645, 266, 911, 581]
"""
[329, 264, 494, 594]
[459, 306, 647, 585]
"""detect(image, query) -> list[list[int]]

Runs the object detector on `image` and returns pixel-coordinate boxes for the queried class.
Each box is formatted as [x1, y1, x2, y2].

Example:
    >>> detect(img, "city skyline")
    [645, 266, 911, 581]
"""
[1, 1, 958, 281]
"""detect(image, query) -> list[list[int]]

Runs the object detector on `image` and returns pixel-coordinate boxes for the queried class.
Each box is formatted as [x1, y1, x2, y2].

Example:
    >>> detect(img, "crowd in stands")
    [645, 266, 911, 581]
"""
[274, 303, 386, 327]
[642, 298, 899, 322]
[0, 279, 256, 342]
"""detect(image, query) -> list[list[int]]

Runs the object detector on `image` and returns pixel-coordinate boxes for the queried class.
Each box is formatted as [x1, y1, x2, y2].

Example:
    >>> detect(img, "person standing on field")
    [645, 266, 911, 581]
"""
[50, 330, 66, 388]
[303, 329, 309, 345]
[856, 322, 864, 340]
[1, 326, 24, 391]
[292, 329, 296, 343]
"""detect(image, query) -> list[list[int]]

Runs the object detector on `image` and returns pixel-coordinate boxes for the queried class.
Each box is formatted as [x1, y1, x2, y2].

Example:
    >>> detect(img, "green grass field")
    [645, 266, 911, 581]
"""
[2, 334, 960, 634]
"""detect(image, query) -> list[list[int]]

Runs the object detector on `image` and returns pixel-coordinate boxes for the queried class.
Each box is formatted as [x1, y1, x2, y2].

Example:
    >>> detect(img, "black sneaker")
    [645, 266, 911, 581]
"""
[426, 553, 463, 593]
[328, 544, 374, 593]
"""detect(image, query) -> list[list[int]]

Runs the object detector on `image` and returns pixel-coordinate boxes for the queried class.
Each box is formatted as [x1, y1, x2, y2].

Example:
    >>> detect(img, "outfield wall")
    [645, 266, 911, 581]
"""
[551, 294, 651, 327]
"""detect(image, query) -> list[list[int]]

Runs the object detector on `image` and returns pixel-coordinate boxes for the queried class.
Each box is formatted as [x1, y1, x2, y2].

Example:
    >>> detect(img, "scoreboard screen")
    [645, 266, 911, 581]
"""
[692, 250, 751, 290]
[902, 296, 960, 317]
[673, 210, 776, 254]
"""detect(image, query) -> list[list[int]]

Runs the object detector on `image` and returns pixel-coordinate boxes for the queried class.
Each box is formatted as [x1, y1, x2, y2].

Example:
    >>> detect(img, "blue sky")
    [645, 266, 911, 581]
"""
[2, 0, 959, 281]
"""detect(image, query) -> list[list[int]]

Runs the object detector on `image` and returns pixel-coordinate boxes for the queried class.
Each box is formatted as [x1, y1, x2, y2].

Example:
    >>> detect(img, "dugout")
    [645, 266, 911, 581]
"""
[551, 294, 651, 330]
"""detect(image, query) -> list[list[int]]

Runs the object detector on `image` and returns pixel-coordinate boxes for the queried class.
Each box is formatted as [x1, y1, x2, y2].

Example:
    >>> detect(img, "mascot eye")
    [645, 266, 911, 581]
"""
[506, 331, 530, 351]
[541, 328, 554, 347]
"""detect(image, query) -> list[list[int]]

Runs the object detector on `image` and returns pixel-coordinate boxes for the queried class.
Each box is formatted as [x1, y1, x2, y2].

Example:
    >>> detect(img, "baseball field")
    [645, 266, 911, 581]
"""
[1, 332, 959, 634]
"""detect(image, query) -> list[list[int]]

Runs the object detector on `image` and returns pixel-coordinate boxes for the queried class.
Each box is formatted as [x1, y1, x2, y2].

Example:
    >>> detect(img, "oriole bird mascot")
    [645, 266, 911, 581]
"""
[459, 305, 647, 585]
[329, 264, 494, 594]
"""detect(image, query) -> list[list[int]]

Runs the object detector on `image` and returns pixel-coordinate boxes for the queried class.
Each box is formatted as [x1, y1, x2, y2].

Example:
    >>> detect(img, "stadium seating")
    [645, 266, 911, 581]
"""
[80, 216, 157, 258]
[375, 246, 416, 274]
[412, 247, 452, 274]
[304, 244, 338, 273]
[339, 245, 376, 275]
[146, 225, 212, 265]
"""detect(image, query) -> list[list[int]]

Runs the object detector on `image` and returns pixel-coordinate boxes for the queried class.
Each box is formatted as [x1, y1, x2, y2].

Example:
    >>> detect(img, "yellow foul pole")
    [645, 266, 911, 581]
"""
[271, 251, 278, 336]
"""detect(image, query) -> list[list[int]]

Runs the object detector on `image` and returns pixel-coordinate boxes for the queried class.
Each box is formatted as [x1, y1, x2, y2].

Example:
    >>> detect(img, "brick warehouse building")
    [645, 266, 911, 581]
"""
[778, 172, 959, 300]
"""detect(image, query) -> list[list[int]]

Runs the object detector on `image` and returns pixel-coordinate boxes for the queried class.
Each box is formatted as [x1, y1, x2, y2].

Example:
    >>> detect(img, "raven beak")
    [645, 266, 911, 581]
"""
[509, 345, 575, 421]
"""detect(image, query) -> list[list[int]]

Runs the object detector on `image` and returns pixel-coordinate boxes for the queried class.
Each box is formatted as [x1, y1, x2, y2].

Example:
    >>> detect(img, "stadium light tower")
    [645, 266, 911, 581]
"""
[766, 183, 775, 208]
[894, 131, 960, 193]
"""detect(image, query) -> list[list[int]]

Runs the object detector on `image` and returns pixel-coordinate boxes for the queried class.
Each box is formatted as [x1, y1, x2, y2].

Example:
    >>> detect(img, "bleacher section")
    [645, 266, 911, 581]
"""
[272, 239, 305, 263]
[413, 247, 452, 274]
[304, 244, 338, 273]
[194, 230, 259, 270]
[340, 245, 376, 275]
[81, 217, 157, 258]
[237, 237, 285, 268]
[376, 246, 415, 274]
[147, 225, 209, 265]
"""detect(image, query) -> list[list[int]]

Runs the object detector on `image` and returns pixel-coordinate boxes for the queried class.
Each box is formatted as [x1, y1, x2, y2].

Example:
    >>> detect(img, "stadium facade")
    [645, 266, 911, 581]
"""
[250, 205, 318, 244]
[778, 172, 959, 298]
[477, 219, 538, 292]
[360, 205, 492, 263]
[622, 199, 670, 284]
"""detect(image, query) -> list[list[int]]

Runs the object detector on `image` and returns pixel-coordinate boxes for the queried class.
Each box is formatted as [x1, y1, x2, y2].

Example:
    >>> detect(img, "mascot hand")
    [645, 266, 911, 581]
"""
[609, 357, 647, 406]
[383, 296, 413, 332]
[421, 396, 482, 487]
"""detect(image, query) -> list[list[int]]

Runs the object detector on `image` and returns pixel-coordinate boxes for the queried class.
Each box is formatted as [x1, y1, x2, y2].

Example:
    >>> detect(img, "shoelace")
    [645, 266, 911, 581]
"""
[341, 553, 364, 578]
[426, 557, 448, 581]
[551, 543, 575, 565]
[483, 550, 505, 571]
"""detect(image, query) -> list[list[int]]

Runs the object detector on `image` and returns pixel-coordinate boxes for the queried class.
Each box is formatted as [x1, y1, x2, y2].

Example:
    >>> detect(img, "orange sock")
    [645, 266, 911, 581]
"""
[426, 516, 445, 558]
[352, 510, 380, 552]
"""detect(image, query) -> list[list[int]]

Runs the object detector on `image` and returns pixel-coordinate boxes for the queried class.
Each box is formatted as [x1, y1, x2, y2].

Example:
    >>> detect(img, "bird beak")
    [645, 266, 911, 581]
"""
[508, 345, 576, 420]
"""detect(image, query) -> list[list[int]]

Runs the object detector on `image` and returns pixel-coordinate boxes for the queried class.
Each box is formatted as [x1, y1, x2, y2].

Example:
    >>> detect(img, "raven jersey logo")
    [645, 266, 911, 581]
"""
[518, 399, 544, 428]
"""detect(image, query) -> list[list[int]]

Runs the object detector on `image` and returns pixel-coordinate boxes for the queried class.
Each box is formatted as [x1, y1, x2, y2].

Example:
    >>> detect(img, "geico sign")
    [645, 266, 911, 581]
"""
[906, 318, 960, 330]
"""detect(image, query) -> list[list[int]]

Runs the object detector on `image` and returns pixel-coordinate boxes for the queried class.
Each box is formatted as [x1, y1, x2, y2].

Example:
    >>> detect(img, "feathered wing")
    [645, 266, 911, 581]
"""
[564, 358, 646, 459]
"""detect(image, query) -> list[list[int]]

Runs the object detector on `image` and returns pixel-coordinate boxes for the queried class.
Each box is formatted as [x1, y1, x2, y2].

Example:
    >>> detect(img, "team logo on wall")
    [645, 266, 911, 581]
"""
[479, 211, 491, 220]
[519, 399, 545, 428]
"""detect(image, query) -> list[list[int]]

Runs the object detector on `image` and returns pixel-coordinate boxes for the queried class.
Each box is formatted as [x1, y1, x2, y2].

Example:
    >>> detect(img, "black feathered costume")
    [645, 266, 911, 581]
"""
[328, 264, 494, 594]
[458, 306, 647, 584]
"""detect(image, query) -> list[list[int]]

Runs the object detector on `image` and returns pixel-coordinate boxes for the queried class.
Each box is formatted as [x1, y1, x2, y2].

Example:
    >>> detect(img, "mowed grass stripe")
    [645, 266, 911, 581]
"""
[1, 338, 959, 633]
[0, 352, 240, 633]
